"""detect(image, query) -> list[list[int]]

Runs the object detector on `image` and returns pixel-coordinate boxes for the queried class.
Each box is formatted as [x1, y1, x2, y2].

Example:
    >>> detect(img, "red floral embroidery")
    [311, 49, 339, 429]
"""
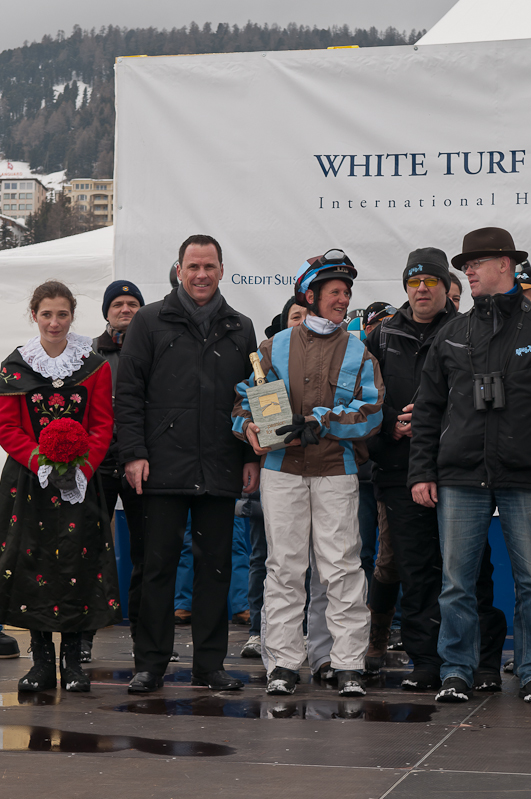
[53, 605, 59, 616]
[70, 394, 82, 404]
[31, 393, 43, 403]
[68, 523, 76, 531]
[108, 599, 119, 610]
[48, 394, 65, 407]
[81, 547, 87, 557]
[36, 574, 46, 586]
[40, 418, 50, 426]
[97, 572, 102, 582]
[26, 548, 31, 555]
[10, 487, 16, 497]
[9, 515, 17, 526]
[13, 373, 20, 380]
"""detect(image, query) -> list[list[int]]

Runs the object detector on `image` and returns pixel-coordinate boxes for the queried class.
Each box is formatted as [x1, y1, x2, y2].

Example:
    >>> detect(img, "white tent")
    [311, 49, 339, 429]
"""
[0, 225, 113, 356]
[418, 0, 531, 44]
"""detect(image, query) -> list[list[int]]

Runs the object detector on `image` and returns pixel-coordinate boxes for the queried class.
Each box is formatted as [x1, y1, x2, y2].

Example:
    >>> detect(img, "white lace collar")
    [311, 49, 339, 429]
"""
[18, 332, 94, 380]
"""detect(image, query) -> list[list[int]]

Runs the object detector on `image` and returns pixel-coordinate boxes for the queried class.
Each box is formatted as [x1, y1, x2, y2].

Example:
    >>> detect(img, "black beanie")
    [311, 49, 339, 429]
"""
[402, 247, 451, 292]
[102, 280, 145, 319]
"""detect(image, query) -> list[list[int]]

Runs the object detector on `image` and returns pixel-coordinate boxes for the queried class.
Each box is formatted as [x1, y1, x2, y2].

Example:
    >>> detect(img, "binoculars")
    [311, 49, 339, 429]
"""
[473, 372, 505, 411]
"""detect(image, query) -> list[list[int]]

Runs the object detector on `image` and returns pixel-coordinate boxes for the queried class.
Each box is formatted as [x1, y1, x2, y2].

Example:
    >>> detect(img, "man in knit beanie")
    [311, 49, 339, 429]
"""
[80, 280, 150, 662]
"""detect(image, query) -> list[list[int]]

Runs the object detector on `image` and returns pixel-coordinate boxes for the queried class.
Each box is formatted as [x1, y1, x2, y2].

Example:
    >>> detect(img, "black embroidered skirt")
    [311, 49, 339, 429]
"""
[0, 456, 122, 632]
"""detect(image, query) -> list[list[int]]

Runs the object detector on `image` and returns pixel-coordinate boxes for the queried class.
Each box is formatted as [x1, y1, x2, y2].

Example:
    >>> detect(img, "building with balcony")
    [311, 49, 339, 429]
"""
[0, 178, 47, 220]
[63, 179, 114, 226]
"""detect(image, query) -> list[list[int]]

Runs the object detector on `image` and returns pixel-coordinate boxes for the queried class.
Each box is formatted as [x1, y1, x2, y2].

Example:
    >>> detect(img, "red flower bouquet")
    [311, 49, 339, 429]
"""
[38, 418, 90, 475]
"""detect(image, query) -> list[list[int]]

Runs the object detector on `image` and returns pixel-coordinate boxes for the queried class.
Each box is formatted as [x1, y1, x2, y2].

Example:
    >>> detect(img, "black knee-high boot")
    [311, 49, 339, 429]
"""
[60, 632, 90, 692]
[18, 630, 57, 692]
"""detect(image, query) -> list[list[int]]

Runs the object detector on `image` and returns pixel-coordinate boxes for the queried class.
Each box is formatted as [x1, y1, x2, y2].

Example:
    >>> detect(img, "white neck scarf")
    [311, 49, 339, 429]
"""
[304, 315, 341, 335]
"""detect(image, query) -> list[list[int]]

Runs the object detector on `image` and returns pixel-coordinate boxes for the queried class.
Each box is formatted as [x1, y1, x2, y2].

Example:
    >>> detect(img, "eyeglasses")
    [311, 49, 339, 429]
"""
[406, 277, 440, 288]
[463, 257, 499, 271]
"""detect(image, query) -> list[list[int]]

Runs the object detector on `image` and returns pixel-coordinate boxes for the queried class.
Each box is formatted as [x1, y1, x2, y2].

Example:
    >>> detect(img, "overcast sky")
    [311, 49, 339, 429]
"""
[1, 0, 457, 53]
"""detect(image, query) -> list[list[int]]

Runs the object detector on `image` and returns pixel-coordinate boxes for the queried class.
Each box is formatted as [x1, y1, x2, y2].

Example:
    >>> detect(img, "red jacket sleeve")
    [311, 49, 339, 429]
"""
[80, 362, 114, 480]
[0, 395, 40, 473]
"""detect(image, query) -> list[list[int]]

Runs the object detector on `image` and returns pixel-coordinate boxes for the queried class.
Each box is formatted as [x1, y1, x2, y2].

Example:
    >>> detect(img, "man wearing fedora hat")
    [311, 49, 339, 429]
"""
[409, 227, 531, 703]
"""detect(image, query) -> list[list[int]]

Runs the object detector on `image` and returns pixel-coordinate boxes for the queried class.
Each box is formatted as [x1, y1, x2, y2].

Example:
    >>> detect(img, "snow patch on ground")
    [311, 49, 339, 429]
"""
[53, 77, 93, 109]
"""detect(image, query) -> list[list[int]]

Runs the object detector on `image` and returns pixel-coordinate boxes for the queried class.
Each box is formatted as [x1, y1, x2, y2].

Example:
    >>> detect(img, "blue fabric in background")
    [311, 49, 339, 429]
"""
[174, 510, 251, 616]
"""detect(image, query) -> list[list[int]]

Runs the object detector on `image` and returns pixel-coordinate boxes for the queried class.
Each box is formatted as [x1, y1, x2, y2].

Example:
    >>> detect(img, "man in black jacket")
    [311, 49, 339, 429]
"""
[88, 280, 153, 661]
[366, 247, 506, 691]
[116, 234, 260, 694]
[409, 227, 531, 703]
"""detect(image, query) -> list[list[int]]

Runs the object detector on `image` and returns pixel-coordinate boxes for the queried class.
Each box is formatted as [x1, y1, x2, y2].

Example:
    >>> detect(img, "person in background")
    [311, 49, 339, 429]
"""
[0, 280, 120, 692]
[449, 272, 463, 310]
[516, 259, 531, 300]
[117, 234, 259, 694]
[239, 295, 307, 659]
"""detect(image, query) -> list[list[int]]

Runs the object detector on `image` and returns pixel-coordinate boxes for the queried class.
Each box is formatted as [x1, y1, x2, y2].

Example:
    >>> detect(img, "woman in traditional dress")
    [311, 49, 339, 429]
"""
[0, 280, 121, 692]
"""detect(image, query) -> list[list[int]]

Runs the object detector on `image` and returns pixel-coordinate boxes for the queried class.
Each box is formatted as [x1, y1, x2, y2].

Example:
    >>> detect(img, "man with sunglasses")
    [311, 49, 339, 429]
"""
[409, 227, 531, 703]
[365, 247, 505, 692]
[232, 250, 384, 697]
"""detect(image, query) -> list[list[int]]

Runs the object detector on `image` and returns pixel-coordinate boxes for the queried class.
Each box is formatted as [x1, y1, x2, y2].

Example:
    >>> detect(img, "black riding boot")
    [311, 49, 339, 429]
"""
[18, 630, 57, 692]
[60, 632, 90, 692]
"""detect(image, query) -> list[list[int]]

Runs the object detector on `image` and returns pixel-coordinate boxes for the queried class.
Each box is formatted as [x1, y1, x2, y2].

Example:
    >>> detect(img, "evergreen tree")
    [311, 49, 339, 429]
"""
[0, 22, 425, 180]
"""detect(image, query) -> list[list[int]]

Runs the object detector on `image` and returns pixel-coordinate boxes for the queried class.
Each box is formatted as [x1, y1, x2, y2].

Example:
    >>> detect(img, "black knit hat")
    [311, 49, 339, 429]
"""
[403, 247, 451, 292]
[102, 280, 145, 319]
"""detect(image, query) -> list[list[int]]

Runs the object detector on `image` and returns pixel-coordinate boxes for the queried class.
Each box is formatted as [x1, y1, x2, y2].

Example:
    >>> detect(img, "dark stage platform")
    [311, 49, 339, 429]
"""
[0, 624, 528, 798]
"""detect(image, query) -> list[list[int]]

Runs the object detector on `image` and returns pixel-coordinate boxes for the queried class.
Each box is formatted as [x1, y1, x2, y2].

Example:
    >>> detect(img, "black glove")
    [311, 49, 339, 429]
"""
[48, 465, 78, 492]
[276, 413, 320, 448]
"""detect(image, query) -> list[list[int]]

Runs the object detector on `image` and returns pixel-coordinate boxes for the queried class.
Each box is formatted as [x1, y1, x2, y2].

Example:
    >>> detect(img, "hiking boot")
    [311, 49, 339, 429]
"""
[436, 677, 472, 703]
[387, 628, 403, 651]
[18, 632, 56, 692]
[402, 668, 441, 691]
[266, 667, 300, 695]
[365, 606, 395, 673]
[231, 610, 251, 625]
[80, 639, 92, 663]
[337, 670, 366, 696]
[474, 669, 502, 692]
[315, 662, 337, 683]
[174, 609, 192, 625]
[519, 681, 531, 702]
[241, 635, 262, 658]
[503, 657, 514, 673]
[0, 631, 20, 658]
[60, 634, 90, 692]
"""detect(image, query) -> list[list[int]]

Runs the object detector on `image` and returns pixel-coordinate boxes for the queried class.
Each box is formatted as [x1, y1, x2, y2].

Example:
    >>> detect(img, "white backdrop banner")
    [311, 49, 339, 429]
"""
[114, 40, 531, 339]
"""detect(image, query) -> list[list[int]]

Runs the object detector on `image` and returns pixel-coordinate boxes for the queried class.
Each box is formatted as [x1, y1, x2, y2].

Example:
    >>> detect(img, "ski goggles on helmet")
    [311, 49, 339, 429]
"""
[294, 250, 357, 304]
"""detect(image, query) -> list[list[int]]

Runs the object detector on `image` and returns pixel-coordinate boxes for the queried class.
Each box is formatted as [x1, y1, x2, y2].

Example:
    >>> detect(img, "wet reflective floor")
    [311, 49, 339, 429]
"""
[0, 626, 524, 799]
[110, 696, 436, 722]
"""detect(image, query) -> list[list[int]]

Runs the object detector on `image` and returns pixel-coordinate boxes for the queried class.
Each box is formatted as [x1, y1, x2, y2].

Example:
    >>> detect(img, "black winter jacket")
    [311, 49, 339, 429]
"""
[115, 289, 257, 496]
[408, 287, 531, 490]
[365, 298, 458, 487]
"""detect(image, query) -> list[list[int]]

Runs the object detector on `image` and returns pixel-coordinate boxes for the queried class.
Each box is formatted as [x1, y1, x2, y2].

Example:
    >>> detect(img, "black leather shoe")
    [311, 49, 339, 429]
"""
[191, 669, 244, 690]
[128, 671, 164, 693]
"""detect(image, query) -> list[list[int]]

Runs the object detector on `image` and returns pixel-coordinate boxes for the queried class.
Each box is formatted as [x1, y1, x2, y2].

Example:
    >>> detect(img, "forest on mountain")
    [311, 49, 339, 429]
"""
[0, 22, 424, 180]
